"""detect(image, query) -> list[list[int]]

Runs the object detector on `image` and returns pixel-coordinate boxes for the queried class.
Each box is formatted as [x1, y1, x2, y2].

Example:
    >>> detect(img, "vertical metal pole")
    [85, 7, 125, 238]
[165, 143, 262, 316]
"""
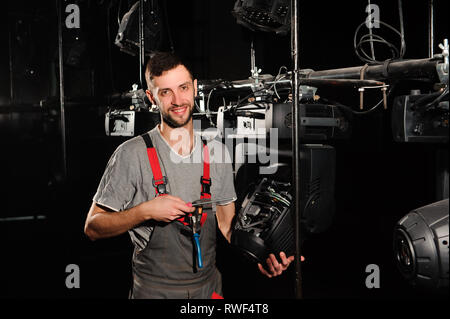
[139, 0, 145, 88]
[291, 0, 303, 299]
[58, 0, 67, 180]
[428, 0, 434, 58]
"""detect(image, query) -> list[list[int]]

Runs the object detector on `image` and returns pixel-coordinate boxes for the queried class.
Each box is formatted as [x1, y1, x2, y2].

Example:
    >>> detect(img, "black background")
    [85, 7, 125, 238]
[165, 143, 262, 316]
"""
[0, 0, 448, 301]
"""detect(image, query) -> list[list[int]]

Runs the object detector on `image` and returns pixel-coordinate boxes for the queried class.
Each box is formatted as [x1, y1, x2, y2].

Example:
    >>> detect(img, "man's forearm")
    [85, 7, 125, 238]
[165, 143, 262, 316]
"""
[84, 203, 145, 241]
[84, 195, 193, 240]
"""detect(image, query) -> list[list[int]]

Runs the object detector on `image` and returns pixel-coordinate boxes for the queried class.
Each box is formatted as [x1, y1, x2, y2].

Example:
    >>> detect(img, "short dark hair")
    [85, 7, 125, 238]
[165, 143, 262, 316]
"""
[145, 51, 193, 88]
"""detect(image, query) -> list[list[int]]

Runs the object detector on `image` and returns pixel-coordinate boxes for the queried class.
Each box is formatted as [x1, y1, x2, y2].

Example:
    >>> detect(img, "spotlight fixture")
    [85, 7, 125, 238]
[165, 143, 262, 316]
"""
[115, 0, 162, 56]
[232, 0, 291, 35]
[231, 178, 295, 264]
[394, 199, 449, 291]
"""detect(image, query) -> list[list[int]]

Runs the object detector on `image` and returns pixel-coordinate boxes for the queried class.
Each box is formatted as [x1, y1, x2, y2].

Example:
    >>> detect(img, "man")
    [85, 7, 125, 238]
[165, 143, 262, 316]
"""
[84, 52, 294, 299]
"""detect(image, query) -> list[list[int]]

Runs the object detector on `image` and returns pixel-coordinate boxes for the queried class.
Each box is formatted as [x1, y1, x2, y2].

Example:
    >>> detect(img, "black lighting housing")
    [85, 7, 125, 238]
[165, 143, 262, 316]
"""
[394, 199, 449, 292]
[232, 0, 291, 35]
[115, 0, 163, 56]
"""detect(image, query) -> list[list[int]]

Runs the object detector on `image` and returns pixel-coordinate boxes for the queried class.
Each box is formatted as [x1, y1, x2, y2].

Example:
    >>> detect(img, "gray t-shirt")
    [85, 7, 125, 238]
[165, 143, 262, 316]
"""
[93, 125, 236, 287]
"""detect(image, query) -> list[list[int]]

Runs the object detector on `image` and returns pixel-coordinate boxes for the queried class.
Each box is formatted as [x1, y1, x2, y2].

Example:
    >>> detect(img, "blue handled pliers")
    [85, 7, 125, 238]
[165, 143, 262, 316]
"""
[190, 208, 203, 268]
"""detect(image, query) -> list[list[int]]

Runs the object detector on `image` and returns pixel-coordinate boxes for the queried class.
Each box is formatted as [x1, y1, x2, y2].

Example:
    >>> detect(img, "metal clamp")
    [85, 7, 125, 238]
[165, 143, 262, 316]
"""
[437, 39, 449, 84]
[152, 176, 168, 195]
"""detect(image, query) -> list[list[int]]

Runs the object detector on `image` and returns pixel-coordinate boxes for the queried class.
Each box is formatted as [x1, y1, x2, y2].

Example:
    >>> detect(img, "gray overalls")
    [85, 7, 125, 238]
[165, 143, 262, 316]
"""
[129, 133, 222, 299]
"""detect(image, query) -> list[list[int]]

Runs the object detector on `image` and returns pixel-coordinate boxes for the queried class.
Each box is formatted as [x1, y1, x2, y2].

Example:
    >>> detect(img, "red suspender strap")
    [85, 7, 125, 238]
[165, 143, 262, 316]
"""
[200, 139, 211, 226]
[147, 148, 164, 182]
[142, 133, 167, 196]
[200, 140, 211, 199]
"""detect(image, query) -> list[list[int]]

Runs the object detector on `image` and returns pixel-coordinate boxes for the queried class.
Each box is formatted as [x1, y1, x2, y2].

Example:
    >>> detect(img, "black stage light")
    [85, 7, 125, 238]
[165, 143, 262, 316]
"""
[115, 0, 162, 56]
[231, 178, 295, 264]
[391, 93, 449, 143]
[394, 199, 449, 291]
[231, 145, 336, 264]
[232, 0, 291, 35]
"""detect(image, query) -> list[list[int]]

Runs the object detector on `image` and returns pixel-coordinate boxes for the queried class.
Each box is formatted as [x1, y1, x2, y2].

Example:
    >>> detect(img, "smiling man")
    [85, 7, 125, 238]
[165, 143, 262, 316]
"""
[84, 52, 294, 299]
[151, 65, 196, 129]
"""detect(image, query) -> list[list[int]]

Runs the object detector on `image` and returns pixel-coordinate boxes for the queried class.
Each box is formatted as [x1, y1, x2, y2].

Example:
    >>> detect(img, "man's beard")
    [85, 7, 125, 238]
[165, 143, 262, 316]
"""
[161, 103, 195, 128]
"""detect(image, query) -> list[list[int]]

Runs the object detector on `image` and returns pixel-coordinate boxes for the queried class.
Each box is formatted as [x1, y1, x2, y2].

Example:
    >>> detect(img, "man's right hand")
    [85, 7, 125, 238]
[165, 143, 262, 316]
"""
[139, 195, 195, 223]
[84, 195, 195, 241]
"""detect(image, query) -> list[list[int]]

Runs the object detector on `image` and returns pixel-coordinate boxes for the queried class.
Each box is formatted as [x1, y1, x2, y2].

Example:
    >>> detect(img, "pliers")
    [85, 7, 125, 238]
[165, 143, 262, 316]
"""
[189, 206, 203, 268]
[187, 197, 235, 269]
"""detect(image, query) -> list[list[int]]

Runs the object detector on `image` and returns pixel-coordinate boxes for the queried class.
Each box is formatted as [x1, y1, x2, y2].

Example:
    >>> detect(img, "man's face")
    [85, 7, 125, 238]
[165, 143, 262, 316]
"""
[147, 64, 197, 129]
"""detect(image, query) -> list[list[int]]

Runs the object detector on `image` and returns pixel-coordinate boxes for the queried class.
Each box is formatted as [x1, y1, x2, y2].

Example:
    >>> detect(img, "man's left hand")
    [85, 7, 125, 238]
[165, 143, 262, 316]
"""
[257, 252, 304, 278]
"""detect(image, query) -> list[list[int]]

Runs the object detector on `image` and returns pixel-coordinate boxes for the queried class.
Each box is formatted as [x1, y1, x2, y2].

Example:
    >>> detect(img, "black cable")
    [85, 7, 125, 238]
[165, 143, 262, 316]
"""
[354, 0, 406, 64]
[354, 21, 404, 64]
[423, 87, 449, 111]
[357, 35, 400, 62]
[351, 95, 386, 115]
[319, 82, 397, 115]
[411, 90, 444, 109]
[411, 87, 449, 114]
